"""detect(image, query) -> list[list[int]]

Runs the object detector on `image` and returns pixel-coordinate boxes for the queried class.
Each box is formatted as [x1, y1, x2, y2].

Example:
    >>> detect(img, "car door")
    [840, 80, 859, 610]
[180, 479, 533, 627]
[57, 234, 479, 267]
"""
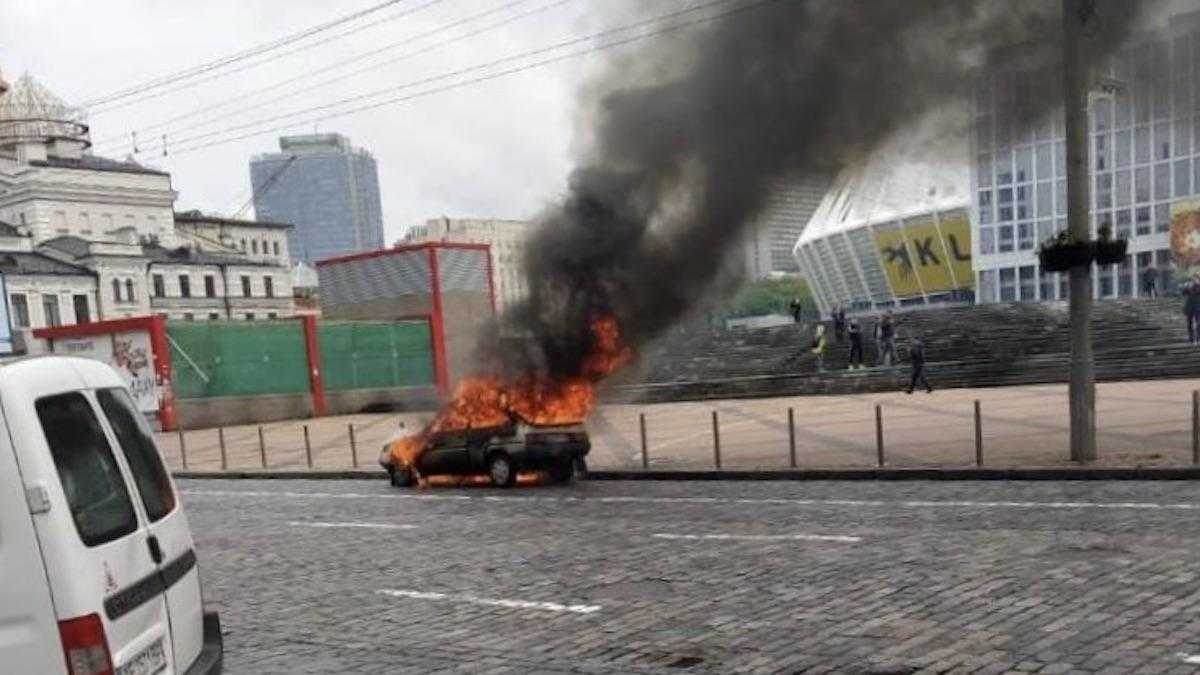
[95, 387, 204, 674]
[19, 387, 175, 675]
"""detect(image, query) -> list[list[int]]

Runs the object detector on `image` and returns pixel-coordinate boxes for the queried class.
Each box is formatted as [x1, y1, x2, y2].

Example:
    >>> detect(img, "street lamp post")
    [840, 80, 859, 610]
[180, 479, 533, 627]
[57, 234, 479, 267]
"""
[1062, 0, 1097, 462]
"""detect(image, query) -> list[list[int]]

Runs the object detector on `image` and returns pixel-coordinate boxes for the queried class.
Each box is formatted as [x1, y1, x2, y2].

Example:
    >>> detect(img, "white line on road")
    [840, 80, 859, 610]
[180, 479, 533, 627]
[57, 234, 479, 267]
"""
[377, 589, 601, 615]
[288, 521, 416, 530]
[1179, 653, 1200, 664]
[653, 533, 861, 543]
[181, 489, 1200, 512]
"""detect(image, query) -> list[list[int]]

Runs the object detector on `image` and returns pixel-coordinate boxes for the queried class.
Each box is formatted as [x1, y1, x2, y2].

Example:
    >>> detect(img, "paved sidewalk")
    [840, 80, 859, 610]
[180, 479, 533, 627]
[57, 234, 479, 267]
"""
[156, 377, 1200, 472]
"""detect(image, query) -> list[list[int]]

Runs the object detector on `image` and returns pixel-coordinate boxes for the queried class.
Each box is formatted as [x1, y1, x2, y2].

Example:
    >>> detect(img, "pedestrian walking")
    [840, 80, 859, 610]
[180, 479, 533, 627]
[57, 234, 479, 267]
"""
[847, 318, 864, 370]
[1142, 265, 1158, 298]
[789, 297, 804, 323]
[833, 305, 847, 343]
[809, 324, 827, 372]
[1186, 289, 1200, 343]
[904, 335, 932, 394]
[877, 311, 897, 366]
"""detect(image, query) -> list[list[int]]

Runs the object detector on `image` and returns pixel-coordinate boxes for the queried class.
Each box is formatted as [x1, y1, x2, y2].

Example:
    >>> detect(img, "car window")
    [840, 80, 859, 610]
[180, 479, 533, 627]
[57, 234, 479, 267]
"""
[36, 392, 139, 547]
[97, 388, 176, 522]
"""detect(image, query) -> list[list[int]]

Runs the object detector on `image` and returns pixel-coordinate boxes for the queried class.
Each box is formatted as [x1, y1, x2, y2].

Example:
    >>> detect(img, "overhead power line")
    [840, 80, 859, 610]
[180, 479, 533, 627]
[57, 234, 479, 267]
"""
[160, 0, 774, 157]
[93, 0, 568, 152]
[80, 0, 409, 109]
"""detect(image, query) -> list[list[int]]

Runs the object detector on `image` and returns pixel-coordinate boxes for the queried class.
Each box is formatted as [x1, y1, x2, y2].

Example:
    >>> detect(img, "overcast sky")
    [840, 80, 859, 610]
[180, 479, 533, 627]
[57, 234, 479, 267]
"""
[0, 0, 670, 243]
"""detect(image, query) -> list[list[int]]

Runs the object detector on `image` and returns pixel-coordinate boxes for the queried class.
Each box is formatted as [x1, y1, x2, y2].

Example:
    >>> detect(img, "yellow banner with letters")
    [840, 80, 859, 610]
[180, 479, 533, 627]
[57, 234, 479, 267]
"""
[872, 211, 973, 298]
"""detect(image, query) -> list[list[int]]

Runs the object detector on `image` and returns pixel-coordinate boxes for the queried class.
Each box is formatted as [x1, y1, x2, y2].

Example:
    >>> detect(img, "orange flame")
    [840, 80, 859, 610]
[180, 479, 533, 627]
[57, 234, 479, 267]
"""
[388, 315, 633, 478]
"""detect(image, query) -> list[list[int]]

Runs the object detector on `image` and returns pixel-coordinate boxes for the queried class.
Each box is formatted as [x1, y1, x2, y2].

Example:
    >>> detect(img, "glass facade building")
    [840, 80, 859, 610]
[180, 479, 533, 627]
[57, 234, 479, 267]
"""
[250, 134, 385, 264]
[972, 12, 1200, 303]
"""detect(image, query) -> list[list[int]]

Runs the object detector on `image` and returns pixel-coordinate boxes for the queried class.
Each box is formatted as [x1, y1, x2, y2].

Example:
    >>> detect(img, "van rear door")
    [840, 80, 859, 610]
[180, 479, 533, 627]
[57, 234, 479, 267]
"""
[0, 404, 62, 674]
[24, 388, 175, 674]
[95, 387, 205, 672]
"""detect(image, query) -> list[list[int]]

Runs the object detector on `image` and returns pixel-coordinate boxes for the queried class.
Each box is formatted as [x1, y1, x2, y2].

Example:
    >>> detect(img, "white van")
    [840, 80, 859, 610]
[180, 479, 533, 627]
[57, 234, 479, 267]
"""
[0, 356, 222, 675]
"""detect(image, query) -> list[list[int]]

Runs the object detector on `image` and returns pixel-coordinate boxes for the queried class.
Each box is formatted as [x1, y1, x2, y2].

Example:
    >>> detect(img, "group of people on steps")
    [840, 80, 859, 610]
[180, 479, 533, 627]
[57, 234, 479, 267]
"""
[800, 302, 931, 394]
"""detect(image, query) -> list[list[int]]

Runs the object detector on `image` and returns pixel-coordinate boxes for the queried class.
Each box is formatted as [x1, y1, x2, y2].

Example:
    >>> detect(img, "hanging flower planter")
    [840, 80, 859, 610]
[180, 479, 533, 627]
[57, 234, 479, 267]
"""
[1038, 232, 1093, 273]
[1093, 238, 1128, 266]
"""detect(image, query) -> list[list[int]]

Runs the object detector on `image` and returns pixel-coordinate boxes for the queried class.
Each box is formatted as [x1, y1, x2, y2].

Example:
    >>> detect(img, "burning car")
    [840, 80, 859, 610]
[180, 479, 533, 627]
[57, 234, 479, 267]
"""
[379, 416, 590, 488]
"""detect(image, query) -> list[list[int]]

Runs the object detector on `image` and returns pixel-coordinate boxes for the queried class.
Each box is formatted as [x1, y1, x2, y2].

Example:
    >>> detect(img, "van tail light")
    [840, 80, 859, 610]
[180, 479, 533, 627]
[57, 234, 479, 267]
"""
[58, 613, 114, 675]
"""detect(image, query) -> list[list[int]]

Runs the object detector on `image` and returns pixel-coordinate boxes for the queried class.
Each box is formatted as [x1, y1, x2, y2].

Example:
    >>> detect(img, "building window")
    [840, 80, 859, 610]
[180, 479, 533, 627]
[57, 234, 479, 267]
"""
[999, 268, 1016, 302]
[1039, 269, 1056, 301]
[245, 313, 256, 321]
[264, 276, 274, 298]
[252, 240, 259, 254]
[267, 313, 278, 320]
[153, 274, 165, 298]
[261, 240, 268, 254]
[43, 296, 61, 328]
[1098, 264, 1115, 297]
[979, 227, 995, 255]
[241, 276, 251, 297]
[208, 313, 221, 321]
[10, 294, 28, 328]
[998, 225, 1014, 253]
[125, 279, 135, 302]
[183, 313, 195, 322]
[112, 278, 121, 303]
[204, 275, 216, 298]
[1017, 222, 1034, 251]
[272, 241, 280, 256]
[1118, 256, 1133, 297]
[179, 275, 191, 298]
[978, 270, 997, 304]
[73, 295, 90, 324]
[1019, 266, 1036, 301]
[241, 239, 247, 252]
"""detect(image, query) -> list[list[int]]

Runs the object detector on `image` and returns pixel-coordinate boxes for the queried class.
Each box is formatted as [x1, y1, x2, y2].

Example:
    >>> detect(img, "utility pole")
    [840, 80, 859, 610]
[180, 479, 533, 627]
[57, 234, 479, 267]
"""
[1063, 0, 1096, 462]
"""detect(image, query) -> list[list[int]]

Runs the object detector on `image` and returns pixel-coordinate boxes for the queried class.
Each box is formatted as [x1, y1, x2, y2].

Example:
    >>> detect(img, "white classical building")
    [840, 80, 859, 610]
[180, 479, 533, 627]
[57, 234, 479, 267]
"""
[0, 71, 295, 340]
[403, 216, 534, 310]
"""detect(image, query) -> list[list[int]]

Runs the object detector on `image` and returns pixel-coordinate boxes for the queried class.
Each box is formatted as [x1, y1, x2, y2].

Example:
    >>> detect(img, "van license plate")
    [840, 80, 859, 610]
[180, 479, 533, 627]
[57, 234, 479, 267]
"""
[117, 639, 166, 675]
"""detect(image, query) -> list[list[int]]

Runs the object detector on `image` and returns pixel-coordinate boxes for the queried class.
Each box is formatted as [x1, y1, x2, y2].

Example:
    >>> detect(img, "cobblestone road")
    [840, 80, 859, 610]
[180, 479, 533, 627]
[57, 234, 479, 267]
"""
[182, 479, 1200, 674]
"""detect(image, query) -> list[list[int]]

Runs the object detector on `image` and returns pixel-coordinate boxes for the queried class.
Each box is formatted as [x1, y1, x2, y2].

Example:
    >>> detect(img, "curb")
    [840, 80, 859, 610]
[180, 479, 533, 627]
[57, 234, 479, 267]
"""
[174, 467, 1200, 481]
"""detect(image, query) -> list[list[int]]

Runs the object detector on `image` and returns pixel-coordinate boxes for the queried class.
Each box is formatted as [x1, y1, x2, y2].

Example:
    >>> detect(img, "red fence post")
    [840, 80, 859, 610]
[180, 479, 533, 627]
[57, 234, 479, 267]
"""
[301, 315, 327, 417]
[149, 315, 178, 432]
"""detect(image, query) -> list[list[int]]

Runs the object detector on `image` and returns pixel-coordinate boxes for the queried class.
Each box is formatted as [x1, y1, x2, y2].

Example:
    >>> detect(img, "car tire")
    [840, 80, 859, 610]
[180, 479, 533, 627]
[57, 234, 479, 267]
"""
[487, 452, 517, 488]
[389, 467, 414, 488]
[573, 457, 588, 480]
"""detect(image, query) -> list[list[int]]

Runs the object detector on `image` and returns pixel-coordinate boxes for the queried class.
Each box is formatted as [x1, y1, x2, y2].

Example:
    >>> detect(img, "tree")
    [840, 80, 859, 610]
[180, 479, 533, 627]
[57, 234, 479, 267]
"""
[712, 276, 816, 321]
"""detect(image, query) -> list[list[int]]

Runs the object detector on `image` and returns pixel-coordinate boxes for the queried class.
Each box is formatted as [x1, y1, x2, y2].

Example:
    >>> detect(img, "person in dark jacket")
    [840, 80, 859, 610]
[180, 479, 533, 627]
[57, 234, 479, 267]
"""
[904, 335, 932, 394]
[847, 319, 864, 370]
[1187, 292, 1200, 343]
[877, 311, 898, 366]
[833, 305, 847, 343]
[789, 298, 804, 323]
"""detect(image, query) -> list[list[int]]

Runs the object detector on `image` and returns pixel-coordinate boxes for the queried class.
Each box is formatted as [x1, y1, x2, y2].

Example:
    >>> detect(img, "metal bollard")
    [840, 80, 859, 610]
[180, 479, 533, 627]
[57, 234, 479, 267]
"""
[974, 400, 983, 467]
[349, 423, 358, 468]
[875, 404, 884, 467]
[787, 407, 797, 468]
[1193, 391, 1199, 466]
[178, 429, 188, 470]
[218, 427, 228, 470]
[712, 410, 722, 469]
[258, 426, 267, 469]
[639, 413, 648, 469]
[304, 424, 313, 468]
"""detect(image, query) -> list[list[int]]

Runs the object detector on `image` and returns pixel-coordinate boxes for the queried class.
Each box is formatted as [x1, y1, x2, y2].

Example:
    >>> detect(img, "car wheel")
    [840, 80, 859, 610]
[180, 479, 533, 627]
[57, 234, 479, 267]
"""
[389, 467, 413, 488]
[573, 457, 588, 480]
[487, 453, 517, 487]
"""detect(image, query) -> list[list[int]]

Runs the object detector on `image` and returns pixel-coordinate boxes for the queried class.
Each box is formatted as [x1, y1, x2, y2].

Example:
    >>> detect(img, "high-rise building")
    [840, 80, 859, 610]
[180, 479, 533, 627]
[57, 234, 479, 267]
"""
[250, 134, 384, 263]
[971, 9, 1200, 303]
[742, 175, 834, 279]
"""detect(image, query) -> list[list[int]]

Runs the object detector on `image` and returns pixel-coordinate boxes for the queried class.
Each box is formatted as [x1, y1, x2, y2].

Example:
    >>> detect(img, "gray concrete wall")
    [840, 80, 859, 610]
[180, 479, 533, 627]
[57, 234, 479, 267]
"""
[176, 394, 315, 429]
[325, 386, 439, 416]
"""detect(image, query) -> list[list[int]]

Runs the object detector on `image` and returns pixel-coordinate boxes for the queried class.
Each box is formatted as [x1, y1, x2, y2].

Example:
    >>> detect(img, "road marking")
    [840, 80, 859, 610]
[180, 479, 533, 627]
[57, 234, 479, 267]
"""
[181, 489, 1200, 512]
[653, 533, 861, 543]
[288, 521, 415, 530]
[377, 589, 601, 615]
[1179, 653, 1200, 664]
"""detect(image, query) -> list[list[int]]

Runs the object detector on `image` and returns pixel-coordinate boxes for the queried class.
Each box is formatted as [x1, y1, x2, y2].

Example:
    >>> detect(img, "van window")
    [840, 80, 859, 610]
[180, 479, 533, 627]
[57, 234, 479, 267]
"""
[97, 388, 176, 522]
[36, 393, 138, 547]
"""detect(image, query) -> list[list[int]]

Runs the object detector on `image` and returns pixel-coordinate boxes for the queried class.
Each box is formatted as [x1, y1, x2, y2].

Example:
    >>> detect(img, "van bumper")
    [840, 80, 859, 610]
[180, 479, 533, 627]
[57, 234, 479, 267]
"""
[185, 611, 223, 675]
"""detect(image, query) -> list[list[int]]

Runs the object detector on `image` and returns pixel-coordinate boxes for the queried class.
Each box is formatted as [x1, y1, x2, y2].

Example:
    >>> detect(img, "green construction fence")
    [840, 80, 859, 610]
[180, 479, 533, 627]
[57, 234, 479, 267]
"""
[317, 320, 435, 391]
[168, 321, 311, 399]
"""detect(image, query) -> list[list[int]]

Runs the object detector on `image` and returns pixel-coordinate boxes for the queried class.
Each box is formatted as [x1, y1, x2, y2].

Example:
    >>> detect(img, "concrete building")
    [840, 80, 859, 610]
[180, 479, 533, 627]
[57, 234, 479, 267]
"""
[404, 217, 532, 310]
[742, 175, 835, 279]
[972, 9, 1200, 303]
[0, 73, 295, 340]
[250, 134, 385, 263]
[794, 118, 973, 317]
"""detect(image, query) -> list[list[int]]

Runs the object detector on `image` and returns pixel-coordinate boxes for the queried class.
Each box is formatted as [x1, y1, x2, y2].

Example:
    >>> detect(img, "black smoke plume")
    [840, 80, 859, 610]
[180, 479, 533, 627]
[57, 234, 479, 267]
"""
[487, 0, 1160, 379]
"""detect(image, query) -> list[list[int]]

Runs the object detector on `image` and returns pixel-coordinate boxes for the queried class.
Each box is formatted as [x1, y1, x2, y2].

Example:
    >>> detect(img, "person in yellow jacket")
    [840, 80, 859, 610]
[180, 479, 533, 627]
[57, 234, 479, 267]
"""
[810, 323, 827, 373]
